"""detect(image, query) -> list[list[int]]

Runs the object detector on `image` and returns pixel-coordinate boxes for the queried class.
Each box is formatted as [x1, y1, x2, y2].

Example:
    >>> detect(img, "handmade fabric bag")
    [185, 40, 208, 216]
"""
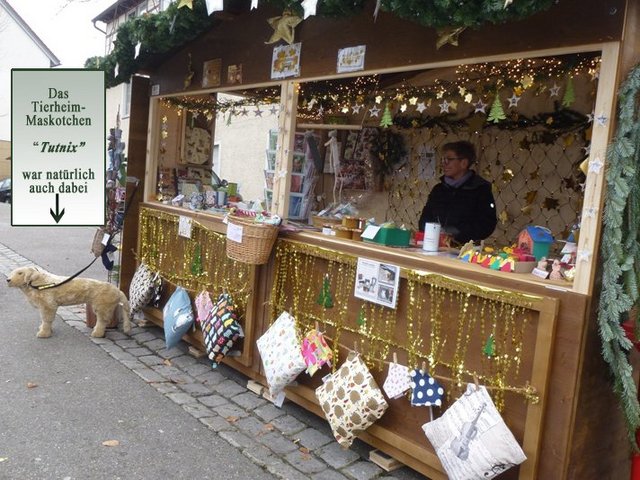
[383, 361, 411, 399]
[301, 328, 332, 376]
[410, 368, 445, 407]
[256, 311, 306, 397]
[422, 384, 526, 480]
[315, 352, 388, 448]
[129, 262, 161, 315]
[194, 290, 214, 325]
[200, 293, 243, 368]
[162, 287, 194, 349]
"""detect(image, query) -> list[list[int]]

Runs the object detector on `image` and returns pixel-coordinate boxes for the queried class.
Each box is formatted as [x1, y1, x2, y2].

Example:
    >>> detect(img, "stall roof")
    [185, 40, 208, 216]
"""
[92, 0, 141, 24]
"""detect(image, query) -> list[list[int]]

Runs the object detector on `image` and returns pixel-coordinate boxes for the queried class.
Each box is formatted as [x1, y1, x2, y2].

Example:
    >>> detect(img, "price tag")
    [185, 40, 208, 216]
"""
[360, 225, 380, 240]
[178, 216, 192, 238]
[227, 222, 243, 243]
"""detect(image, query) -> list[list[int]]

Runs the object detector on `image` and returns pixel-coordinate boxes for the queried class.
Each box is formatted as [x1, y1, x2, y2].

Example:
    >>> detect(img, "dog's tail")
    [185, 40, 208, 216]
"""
[118, 290, 132, 334]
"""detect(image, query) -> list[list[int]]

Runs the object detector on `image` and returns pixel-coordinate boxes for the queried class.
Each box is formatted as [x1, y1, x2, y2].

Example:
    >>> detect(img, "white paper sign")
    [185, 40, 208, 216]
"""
[354, 257, 400, 309]
[361, 225, 380, 240]
[271, 43, 301, 79]
[178, 216, 192, 238]
[337, 45, 366, 73]
[227, 222, 244, 243]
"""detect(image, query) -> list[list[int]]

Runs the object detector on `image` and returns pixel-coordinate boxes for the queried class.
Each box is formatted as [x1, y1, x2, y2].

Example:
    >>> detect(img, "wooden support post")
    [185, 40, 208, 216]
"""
[369, 449, 403, 472]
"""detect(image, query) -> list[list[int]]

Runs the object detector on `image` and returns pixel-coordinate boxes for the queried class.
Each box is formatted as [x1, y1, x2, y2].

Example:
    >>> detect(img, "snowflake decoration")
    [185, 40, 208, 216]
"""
[595, 112, 608, 126]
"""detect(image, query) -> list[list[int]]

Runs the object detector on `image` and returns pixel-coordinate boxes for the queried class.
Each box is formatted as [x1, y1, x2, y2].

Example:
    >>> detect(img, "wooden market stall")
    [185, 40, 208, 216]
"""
[115, 1, 640, 478]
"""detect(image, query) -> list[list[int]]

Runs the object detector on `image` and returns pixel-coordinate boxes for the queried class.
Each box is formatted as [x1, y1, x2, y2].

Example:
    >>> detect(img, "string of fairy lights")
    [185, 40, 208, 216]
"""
[159, 54, 600, 125]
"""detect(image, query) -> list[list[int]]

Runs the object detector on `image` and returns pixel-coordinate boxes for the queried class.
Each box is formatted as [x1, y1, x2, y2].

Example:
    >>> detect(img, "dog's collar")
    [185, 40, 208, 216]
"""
[29, 281, 57, 290]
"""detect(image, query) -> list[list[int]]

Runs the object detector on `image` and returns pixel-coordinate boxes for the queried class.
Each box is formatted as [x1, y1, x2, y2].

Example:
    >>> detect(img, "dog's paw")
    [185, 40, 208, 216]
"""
[36, 329, 52, 338]
[90, 329, 106, 338]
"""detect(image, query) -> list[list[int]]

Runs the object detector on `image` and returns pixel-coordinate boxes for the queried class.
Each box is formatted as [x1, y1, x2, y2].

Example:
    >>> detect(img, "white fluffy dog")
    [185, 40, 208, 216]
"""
[6, 266, 131, 338]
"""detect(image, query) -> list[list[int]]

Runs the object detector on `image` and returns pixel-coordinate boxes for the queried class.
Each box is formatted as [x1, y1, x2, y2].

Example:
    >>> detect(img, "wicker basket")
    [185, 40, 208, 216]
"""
[226, 215, 279, 265]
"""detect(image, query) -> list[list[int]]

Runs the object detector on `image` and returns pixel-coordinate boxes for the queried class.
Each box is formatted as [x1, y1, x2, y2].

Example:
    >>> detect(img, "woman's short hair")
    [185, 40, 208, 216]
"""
[442, 141, 477, 165]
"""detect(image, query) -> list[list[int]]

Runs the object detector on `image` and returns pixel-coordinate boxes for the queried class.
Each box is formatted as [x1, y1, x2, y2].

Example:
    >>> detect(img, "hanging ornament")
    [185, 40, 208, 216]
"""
[562, 76, 575, 107]
[507, 93, 521, 108]
[301, 0, 318, 19]
[265, 10, 302, 45]
[191, 244, 203, 276]
[549, 82, 561, 97]
[436, 26, 466, 49]
[316, 274, 334, 308]
[251, 0, 258, 9]
[473, 99, 487, 114]
[183, 53, 194, 90]
[438, 100, 451, 114]
[415, 102, 427, 114]
[351, 104, 363, 114]
[487, 92, 506, 123]
[380, 103, 393, 128]
[205, 0, 223, 14]
[177, 0, 193, 9]
[373, 0, 382, 20]
[357, 305, 366, 326]
[134, 42, 142, 59]
[589, 157, 604, 174]
[483, 334, 496, 357]
[521, 75, 534, 89]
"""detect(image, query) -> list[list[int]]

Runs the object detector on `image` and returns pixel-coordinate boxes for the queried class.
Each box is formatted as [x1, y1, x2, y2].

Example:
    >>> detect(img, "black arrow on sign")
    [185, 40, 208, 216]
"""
[50, 193, 65, 223]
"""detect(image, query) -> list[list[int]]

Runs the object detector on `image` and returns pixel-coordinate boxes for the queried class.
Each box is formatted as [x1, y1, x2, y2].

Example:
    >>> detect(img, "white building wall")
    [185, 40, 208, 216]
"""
[0, 5, 52, 141]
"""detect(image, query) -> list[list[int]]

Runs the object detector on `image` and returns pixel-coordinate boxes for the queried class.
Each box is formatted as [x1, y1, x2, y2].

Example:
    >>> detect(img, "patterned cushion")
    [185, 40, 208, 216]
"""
[315, 352, 388, 448]
[301, 329, 332, 376]
[256, 311, 306, 397]
[129, 263, 160, 315]
[195, 290, 214, 325]
[382, 362, 411, 399]
[422, 384, 526, 480]
[200, 293, 243, 368]
[162, 287, 194, 349]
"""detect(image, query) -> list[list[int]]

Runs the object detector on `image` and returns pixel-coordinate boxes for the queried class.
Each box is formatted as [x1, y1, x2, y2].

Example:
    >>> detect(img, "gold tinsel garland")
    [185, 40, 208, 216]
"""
[139, 207, 253, 317]
[270, 239, 541, 406]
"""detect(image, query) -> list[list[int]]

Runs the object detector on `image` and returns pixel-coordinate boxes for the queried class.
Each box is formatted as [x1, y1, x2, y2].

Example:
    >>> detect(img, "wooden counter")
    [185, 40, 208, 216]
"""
[133, 203, 627, 480]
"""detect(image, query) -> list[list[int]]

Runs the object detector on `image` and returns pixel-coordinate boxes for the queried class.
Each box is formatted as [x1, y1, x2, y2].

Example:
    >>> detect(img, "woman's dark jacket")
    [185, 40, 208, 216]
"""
[419, 171, 497, 243]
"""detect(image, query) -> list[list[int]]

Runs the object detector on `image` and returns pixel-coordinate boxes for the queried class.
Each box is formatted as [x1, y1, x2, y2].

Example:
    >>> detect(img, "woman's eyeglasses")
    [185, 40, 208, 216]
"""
[441, 156, 464, 165]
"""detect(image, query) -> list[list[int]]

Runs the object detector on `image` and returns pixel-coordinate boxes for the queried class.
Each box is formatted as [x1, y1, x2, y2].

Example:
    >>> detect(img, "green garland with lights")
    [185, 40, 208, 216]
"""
[598, 62, 640, 449]
[87, 0, 555, 88]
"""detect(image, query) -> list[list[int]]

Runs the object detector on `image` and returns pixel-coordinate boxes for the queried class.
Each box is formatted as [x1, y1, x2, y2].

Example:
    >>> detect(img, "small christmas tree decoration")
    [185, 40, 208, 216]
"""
[483, 333, 496, 357]
[380, 103, 393, 128]
[357, 305, 366, 326]
[487, 92, 506, 123]
[562, 76, 575, 107]
[191, 244, 203, 276]
[316, 274, 334, 308]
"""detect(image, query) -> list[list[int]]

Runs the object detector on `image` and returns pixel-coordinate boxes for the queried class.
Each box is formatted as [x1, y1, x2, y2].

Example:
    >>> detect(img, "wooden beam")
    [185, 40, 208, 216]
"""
[272, 81, 298, 219]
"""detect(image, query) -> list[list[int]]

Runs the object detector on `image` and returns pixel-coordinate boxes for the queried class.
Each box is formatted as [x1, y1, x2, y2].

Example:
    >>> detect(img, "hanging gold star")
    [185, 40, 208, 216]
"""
[521, 75, 534, 89]
[178, 0, 193, 9]
[499, 210, 509, 225]
[265, 10, 302, 45]
[436, 26, 466, 49]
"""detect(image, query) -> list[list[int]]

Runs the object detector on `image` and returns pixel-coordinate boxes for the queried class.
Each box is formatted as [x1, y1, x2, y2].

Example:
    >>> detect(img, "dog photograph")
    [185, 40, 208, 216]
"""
[6, 266, 131, 338]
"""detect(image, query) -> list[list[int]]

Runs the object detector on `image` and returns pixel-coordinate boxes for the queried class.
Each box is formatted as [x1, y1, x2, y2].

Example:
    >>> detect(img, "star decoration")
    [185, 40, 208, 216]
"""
[543, 197, 560, 210]
[474, 99, 487, 114]
[582, 144, 591, 156]
[438, 100, 450, 113]
[507, 93, 521, 107]
[341, 106, 349, 113]
[317, 105, 324, 116]
[549, 83, 561, 97]
[351, 104, 363, 114]
[416, 102, 427, 113]
[436, 26, 466, 49]
[589, 157, 604, 174]
[307, 98, 317, 110]
[251, 0, 259, 9]
[400, 103, 407, 113]
[395, 93, 404, 101]
[265, 11, 302, 45]
[587, 112, 594, 123]
[369, 105, 381, 117]
[240, 108, 249, 116]
[436, 90, 444, 99]
[449, 101, 458, 111]
[375, 95, 383, 104]
[584, 206, 598, 219]
[301, 0, 318, 19]
[504, 0, 513, 7]
[595, 112, 608, 126]
[498, 210, 509, 224]
[409, 97, 418, 105]
[178, 0, 193, 9]
[521, 75, 534, 89]
[254, 107, 263, 117]
[577, 250, 592, 263]
[458, 86, 467, 96]
[525, 190, 538, 204]
[464, 93, 473, 103]
[269, 105, 279, 115]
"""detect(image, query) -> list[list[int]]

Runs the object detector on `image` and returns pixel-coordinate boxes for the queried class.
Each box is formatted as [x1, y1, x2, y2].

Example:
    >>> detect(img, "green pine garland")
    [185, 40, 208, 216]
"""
[87, 0, 554, 87]
[598, 62, 640, 448]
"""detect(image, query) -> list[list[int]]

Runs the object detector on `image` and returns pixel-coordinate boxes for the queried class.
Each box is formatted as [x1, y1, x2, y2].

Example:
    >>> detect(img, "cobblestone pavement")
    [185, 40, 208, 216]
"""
[0, 243, 428, 480]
